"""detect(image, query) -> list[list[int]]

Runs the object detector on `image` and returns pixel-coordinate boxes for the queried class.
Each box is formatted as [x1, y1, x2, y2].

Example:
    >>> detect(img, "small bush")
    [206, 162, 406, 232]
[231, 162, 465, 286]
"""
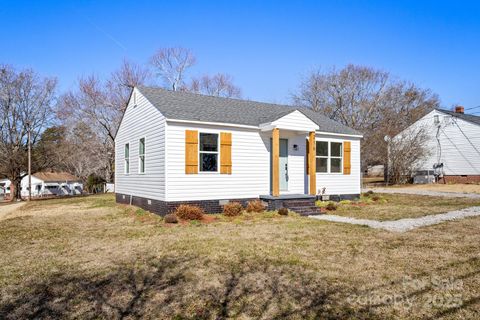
[315, 201, 329, 208]
[223, 202, 244, 217]
[326, 202, 337, 211]
[164, 213, 178, 224]
[371, 195, 381, 201]
[339, 200, 352, 205]
[246, 199, 265, 213]
[363, 190, 374, 197]
[278, 207, 289, 216]
[174, 204, 205, 220]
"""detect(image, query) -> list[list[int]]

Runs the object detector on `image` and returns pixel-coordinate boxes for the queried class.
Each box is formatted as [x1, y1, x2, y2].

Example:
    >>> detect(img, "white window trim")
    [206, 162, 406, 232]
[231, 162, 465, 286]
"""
[329, 141, 343, 174]
[315, 140, 343, 174]
[138, 137, 146, 174]
[315, 141, 329, 174]
[198, 132, 220, 174]
[124, 143, 130, 175]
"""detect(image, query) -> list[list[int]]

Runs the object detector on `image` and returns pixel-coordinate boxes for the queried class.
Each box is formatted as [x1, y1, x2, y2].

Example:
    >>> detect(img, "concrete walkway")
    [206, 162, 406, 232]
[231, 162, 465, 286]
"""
[310, 206, 480, 232]
[365, 187, 480, 199]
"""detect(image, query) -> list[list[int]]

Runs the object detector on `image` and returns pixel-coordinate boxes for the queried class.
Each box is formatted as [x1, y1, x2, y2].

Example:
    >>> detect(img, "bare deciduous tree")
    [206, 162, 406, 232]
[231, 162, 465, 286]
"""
[188, 73, 241, 98]
[150, 47, 196, 91]
[293, 64, 440, 172]
[387, 126, 431, 184]
[0, 65, 57, 200]
[57, 61, 149, 182]
[293, 65, 390, 128]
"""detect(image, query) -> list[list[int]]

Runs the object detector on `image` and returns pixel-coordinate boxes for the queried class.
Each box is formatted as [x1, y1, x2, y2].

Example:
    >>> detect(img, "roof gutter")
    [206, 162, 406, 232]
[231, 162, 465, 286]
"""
[166, 118, 260, 130]
[315, 130, 363, 138]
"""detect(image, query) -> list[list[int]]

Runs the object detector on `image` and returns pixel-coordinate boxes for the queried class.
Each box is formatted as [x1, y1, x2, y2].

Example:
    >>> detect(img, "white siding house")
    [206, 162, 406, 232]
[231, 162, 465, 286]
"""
[393, 107, 480, 183]
[115, 86, 362, 215]
[0, 172, 83, 198]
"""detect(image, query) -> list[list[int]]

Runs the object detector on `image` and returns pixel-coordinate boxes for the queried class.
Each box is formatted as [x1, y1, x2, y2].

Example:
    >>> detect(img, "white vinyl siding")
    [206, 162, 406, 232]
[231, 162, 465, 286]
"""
[404, 110, 480, 176]
[268, 110, 319, 132]
[166, 123, 270, 201]
[115, 88, 166, 200]
[165, 123, 361, 201]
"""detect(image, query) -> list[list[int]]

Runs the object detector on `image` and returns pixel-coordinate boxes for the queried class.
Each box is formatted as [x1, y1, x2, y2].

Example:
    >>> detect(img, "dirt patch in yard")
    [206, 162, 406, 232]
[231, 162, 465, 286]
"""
[0, 194, 479, 319]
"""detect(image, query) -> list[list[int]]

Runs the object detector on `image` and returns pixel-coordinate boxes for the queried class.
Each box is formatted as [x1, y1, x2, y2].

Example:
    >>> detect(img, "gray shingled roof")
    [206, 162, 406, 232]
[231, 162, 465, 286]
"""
[138, 86, 362, 136]
[436, 108, 480, 126]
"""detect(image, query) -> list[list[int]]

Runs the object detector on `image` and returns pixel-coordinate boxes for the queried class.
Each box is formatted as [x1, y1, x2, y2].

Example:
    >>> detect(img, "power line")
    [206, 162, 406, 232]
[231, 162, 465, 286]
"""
[465, 105, 480, 110]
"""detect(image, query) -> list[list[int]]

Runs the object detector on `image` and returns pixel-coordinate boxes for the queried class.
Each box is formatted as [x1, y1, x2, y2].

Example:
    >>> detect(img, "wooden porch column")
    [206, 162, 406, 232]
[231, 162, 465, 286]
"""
[308, 131, 316, 195]
[272, 128, 280, 196]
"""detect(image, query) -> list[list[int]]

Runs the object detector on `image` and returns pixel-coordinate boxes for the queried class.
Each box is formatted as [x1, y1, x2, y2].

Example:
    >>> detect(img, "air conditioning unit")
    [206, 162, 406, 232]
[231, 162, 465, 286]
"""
[413, 170, 435, 184]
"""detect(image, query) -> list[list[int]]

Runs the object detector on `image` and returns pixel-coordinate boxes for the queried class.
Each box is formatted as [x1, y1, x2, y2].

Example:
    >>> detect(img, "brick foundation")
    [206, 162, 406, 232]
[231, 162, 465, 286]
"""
[116, 193, 361, 216]
[116, 193, 256, 216]
[438, 175, 480, 184]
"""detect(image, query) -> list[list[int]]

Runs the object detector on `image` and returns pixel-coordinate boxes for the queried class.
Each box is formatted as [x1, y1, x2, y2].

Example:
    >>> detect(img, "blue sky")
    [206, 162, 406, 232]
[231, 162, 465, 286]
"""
[1, 0, 479, 113]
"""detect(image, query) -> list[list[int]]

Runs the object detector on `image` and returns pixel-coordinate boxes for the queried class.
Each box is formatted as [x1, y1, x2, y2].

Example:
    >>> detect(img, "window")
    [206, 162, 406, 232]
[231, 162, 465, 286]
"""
[199, 133, 218, 172]
[139, 138, 145, 173]
[434, 115, 440, 125]
[330, 142, 343, 173]
[315, 141, 343, 173]
[315, 141, 328, 173]
[124, 143, 130, 174]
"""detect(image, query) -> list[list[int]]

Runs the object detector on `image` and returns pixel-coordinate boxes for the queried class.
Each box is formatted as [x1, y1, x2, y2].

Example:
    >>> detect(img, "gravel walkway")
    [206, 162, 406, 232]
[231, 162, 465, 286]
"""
[365, 187, 480, 199]
[310, 206, 480, 232]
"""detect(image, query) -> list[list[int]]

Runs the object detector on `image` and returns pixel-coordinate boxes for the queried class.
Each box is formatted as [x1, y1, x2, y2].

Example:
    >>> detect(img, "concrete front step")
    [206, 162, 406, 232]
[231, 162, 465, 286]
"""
[288, 206, 323, 216]
[283, 200, 317, 207]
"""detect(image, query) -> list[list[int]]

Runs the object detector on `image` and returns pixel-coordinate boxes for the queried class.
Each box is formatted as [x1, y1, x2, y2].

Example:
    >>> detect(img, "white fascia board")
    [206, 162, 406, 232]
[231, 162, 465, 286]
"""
[166, 118, 260, 130]
[315, 130, 363, 138]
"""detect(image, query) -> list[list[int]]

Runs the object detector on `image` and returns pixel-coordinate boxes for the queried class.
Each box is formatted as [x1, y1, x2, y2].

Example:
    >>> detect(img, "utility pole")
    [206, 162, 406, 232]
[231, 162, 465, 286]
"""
[27, 121, 32, 201]
[384, 135, 390, 187]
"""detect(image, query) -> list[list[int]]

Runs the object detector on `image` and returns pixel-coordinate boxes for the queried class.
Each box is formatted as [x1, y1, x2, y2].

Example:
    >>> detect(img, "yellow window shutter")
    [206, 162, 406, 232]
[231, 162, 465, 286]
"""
[220, 132, 232, 174]
[185, 130, 198, 174]
[343, 141, 351, 175]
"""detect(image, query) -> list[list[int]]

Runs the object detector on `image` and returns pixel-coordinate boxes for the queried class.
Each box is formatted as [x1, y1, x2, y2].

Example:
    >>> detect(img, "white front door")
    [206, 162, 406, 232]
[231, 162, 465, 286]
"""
[279, 139, 288, 191]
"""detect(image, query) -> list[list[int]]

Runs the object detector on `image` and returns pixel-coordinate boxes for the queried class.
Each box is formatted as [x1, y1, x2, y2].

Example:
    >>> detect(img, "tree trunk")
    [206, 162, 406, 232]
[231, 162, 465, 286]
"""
[9, 176, 23, 202]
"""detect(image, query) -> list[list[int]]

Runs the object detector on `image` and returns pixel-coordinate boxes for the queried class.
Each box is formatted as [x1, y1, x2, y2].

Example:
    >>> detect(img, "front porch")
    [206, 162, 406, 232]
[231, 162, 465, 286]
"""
[262, 126, 317, 198]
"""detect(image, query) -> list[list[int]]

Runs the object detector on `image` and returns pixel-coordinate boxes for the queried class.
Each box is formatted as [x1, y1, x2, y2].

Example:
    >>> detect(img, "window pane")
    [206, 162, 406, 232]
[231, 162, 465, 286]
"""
[125, 159, 129, 174]
[331, 142, 342, 157]
[316, 141, 328, 157]
[200, 133, 218, 152]
[316, 158, 327, 173]
[200, 153, 218, 172]
[331, 158, 342, 173]
[125, 144, 129, 158]
[140, 156, 145, 173]
[139, 138, 145, 155]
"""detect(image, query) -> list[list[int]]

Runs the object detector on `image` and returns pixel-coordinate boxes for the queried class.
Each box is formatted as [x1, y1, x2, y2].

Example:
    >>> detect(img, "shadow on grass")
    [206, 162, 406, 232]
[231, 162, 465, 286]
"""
[0, 256, 379, 320]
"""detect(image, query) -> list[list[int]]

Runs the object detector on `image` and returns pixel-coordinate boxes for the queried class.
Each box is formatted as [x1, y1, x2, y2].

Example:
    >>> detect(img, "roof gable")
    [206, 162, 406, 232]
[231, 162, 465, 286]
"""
[138, 86, 362, 136]
[436, 108, 480, 126]
[264, 110, 320, 132]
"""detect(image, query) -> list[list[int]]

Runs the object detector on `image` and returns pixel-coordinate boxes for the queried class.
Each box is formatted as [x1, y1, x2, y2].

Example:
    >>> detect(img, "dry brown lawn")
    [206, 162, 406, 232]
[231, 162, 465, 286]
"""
[333, 193, 480, 221]
[0, 194, 479, 319]
[388, 183, 480, 194]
